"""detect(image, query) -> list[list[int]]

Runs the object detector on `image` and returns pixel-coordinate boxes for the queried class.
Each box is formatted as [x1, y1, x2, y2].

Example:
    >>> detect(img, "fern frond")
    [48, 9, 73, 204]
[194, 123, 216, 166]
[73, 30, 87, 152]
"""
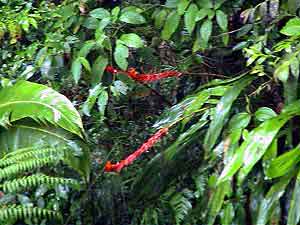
[0, 147, 64, 168]
[0, 157, 60, 180]
[169, 189, 193, 225]
[0, 205, 62, 221]
[3, 174, 80, 193]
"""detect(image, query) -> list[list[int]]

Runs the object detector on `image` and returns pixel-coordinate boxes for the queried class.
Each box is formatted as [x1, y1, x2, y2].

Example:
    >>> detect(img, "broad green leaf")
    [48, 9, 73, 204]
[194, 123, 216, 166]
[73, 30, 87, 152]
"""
[204, 76, 255, 152]
[220, 203, 235, 225]
[71, 58, 82, 84]
[122, 6, 144, 14]
[200, 19, 212, 47]
[119, 11, 146, 24]
[114, 42, 129, 70]
[154, 9, 168, 29]
[196, 0, 213, 8]
[255, 107, 277, 122]
[290, 56, 300, 78]
[216, 10, 228, 31]
[274, 61, 290, 83]
[97, 90, 108, 116]
[228, 112, 251, 131]
[280, 18, 300, 36]
[214, 0, 226, 9]
[91, 55, 108, 85]
[111, 7, 120, 22]
[207, 181, 231, 225]
[82, 83, 105, 116]
[184, 4, 199, 34]
[83, 17, 100, 29]
[265, 146, 300, 178]
[288, 170, 300, 225]
[218, 113, 291, 184]
[165, 0, 180, 8]
[78, 57, 91, 72]
[78, 41, 96, 58]
[89, 8, 110, 19]
[0, 122, 90, 178]
[196, 8, 208, 21]
[0, 80, 84, 137]
[256, 172, 295, 225]
[161, 11, 180, 40]
[177, 0, 189, 15]
[120, 33, 143, 48]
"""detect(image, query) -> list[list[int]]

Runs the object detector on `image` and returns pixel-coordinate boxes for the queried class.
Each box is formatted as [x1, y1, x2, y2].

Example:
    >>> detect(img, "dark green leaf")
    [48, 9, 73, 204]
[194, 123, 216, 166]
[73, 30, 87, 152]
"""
[216, 10, 228, 31]
[89, 8, 110, 19]
[119, 33, 143, 48]
[119, 11, 146, 24]
[161, 11, 181, 40]
[184, 4, 199, 34]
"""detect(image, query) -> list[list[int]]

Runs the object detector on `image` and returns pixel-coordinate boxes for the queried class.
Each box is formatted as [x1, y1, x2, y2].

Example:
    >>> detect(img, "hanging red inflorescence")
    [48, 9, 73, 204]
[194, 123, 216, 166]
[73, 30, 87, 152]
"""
[104, 127, 169, 173]
[105, 66, 182, 83]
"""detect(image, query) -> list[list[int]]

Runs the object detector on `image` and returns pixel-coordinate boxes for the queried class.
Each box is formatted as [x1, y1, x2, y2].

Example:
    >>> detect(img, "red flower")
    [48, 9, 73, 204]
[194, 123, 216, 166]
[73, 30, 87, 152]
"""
[104, 127, 169, 173]
[105, 66, 182, 83]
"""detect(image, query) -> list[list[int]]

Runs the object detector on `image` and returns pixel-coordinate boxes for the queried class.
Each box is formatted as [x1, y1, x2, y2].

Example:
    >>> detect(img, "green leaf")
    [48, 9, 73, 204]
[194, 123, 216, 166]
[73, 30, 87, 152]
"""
[218, 112, 292, 184]
[161, 11, 181, 40]
[207, 181, 231, 225]
[274, 61, 290, 83]
[177, 0, 190, 15]
[119, 11, 146, 24]
[184, 3, 199, 34]
[71, 58, 82, 84]
[204, 76, 255, 152]
[154, 9, 168, 29]
[256, 172, 295, 225]
[265, 146, 300, 178]
[216, 10, 228, 31]
[228, 112, 251, 131]
[111, 6, 120, 22]
[196, 0, 213, 8]
[114, 42, 129, 70]
[290, 56, 300, 78]
[119, 33, 143, 48]
[97, 90, 108, 116]
[78, 57, 91, 73]
[91, 55, 108, 85]
[0, 80, 84, 137]
[89, 8, 110, 19]
[288, 170, 300, 225]
[196, 8, 208, 21]
[255, 107, 277, 122]
[200, 19, 213, 47]
[82, 83, 105, 116]
[280, 18, 300, 36]
[288, 0, 300, 14]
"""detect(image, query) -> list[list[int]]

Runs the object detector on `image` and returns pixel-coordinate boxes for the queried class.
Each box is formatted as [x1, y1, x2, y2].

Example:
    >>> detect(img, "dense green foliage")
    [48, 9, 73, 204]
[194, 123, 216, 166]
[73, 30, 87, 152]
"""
[2, 0, 300, 224]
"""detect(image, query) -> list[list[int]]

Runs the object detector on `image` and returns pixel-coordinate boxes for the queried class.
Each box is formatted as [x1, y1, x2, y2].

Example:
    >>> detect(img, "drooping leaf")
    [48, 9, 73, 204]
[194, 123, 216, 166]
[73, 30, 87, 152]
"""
[255, 107, 277, 122]
[154, 9, 168, 29]
[288, 170, 300, 225]
[200, 19, 213, 47]
[265, 146, 300, 178]
[72, 58, 82, 84]
[177, 0, 189, 15]
[114, 42, 129, 70]
[82, 83, 105, 116]
[161, 11, 181, 40]
[0, 122, 90, 178]
[204, 76, 255, 153]
[119, 11, 146, 24]
[184, 3, 199, 34]
[256, 172, 295, 225]
[91, 55, 108, 85]
[119, 33, 143, 48]
[0, 80, 84, 138]
[89, 8, 110, 19]
[216, 10, 228, 31]
[280, 18, 300, 36]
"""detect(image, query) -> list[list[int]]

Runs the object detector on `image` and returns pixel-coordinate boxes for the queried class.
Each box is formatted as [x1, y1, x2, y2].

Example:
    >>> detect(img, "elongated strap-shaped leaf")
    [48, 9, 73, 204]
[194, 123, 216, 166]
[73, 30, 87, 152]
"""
[256, 171, 296, 225]
[0, 80, 84, 137]
[265, 146, 300, 179]
[204, 76, 255, 152]
[288, 170, 300, 225]
[207, 181, 231, 225]
[153, 85, 228, 129]
[218, 100, 300, 184]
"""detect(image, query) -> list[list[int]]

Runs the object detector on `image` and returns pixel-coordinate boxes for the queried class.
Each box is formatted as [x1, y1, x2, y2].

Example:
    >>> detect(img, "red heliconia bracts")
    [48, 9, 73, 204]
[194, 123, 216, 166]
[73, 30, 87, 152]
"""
[104, 127, 169, 173]
[105, 66, 182, 83]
